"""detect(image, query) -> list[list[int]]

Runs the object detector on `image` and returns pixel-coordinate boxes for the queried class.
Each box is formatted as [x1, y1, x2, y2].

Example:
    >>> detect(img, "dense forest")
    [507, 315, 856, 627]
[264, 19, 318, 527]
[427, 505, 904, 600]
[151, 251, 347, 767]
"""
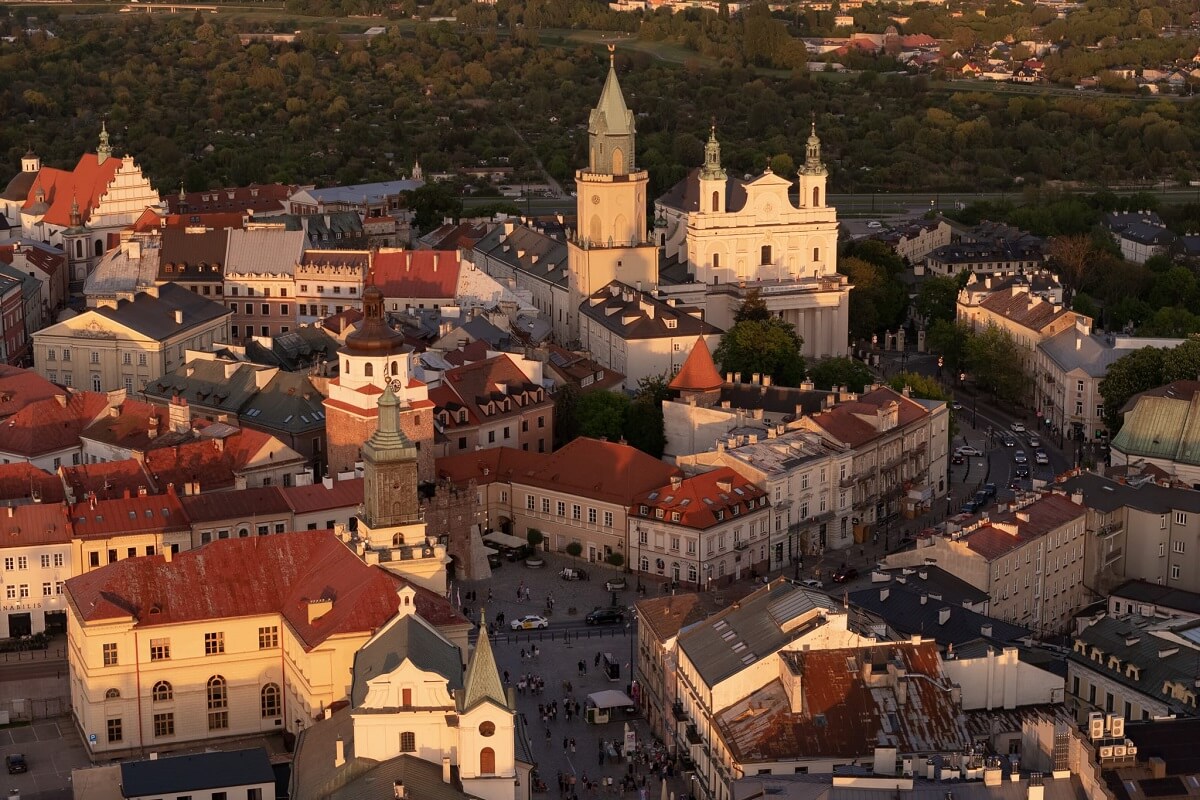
[2, 2, 1200, 195]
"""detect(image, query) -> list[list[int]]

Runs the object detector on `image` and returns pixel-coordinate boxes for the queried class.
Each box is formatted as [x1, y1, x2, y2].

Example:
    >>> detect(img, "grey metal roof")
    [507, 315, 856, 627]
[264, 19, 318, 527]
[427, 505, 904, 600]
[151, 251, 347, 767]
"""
[849, 584, 1030, 648]
[678, 579, 835, 687]
[874, 565, 989, 606]
[92, 282, 230, 339]
[1038, 329, 1184, 378]
[580, 281, 722, 341]
[1068, 615, 1200, 716]
[1060, 472, 1200, 515]
[225, 228, 305, 275]
[120, 747, 274, 795]
[306, 179, 423, 205]
[350, 615, 463, 708]
[472, 224, 569, 288]
[1110, 580, 1200, 617]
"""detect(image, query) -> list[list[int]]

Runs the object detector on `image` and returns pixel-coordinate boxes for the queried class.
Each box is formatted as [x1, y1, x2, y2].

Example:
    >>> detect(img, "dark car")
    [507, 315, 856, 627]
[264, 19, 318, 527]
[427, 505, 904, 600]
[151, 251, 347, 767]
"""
[486, 552, 503, 568]
[972, 490, 989, 506]
[505, 544, 533, 562]
[1014, 464, 1031, 478]
[585, 607, 625, 625]
[982, 483, 998, 499]
[6, 754, 27, 774]
[832, 567, 859, 584]
[952, 453, 964, 465]
[961, 499, 982, 514]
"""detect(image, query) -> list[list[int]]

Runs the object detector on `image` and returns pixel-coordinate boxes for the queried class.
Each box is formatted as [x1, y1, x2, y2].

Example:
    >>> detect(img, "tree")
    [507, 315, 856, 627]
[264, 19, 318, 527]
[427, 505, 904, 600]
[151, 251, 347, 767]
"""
[965, 324, 1027, 405]
[527, 529, 544, 547]
[914, 275, 962, 324]
[808, 357, 873, 392]
[1047, 234, 1094, 288]
[574, 390, 631, 442]
[888, 371, 948, 401]
[734, 288, 772, 322]
[714, 317, 806, 386]
[1099, 345, 1166, 433]
[624, 375, 669, 458]
[405, 183, 462, 233]
[926, 319, 971, 372]
[553, 384, 581, 448]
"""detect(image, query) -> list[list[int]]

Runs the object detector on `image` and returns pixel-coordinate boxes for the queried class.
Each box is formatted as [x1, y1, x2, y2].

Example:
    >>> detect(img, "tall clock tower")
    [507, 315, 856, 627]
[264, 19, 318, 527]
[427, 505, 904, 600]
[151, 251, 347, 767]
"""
[566, 46, 658, 343]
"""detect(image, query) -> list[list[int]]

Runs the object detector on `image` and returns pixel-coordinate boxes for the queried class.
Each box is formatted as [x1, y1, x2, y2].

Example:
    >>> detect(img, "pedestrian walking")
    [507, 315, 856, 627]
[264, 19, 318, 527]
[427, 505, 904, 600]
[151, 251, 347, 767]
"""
[594, 652, 601, 668]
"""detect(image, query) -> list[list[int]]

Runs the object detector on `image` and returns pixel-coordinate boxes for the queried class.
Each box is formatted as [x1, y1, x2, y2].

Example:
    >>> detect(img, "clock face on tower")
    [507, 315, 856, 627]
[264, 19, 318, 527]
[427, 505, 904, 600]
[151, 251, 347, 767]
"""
[592, 195, 600, 205]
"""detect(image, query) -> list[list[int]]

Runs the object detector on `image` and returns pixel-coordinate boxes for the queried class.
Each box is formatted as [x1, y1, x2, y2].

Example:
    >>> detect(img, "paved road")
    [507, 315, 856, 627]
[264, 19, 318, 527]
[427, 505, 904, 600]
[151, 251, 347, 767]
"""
[0, 716, 90, 800]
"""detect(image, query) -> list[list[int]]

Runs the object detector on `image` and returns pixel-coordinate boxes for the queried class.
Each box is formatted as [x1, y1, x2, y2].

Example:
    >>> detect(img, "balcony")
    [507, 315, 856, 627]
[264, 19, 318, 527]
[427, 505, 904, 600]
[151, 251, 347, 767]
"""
[1096, 521, 1124, 537]
[686, 724, 702, 745]
[672, 701, 688, 722]
[839, 475, 857, 488]
[733, 541, 749, 551]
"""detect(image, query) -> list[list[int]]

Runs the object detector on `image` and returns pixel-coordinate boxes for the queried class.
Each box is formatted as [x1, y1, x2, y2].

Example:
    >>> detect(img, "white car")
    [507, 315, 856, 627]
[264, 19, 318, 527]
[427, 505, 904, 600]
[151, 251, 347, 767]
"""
[800, 579, 824, 590]
[510, 615, 549, 630]
[956, 446, 982, 457]
[1029, 436, 1041, 448]
[867, 220, 882, 229]
[1035, 450, 1049, 465]
[1010, 422, 1026, 433]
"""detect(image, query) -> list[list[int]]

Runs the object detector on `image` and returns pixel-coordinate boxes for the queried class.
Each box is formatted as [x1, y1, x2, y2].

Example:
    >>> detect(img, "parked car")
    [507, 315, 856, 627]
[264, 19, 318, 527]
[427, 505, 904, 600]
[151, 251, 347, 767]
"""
[560, 568, 588, 581]
[832, 567, 859, 584]
[956, 446, 982, 457]
[800, 578, 824, 590]
[510, 615, 549, 630]
[952, 402, 964, 411]
[1035, 450, 1049, 465]
[982, 483, 998, 499]
[961, 499, 983, 514]
[1010, 422, 1026, 433]
[585, 607, 625, 625]
[952, 453, 964, 465]
[505, 544, 533, 562]
[972, 490, 990, 506]
[1014, 450, 1028, 464]
[604, 577, 627, 591]
[6, 754, 27, 774]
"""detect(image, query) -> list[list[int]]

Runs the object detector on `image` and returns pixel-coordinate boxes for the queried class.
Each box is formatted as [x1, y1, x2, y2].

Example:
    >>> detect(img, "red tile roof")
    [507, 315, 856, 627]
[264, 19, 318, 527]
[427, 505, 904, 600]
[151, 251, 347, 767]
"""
[0, 502, 72, 548]
[79, 398, 171, 452]
[161, 212, 246, 231]
[181, 486, 291, 522]
[372, 250, 460, 299]
[130, 208, 163, 233]
[0, 462, 65, 505]
[669, 337, 723, 393]
[24, 154, 123, 228]
[65, 530, 465, 649]
[435, 448, 548, 488]
[433, 354, 548, 431]
[141, 425, 289, 493]
[978, 288, 1071, 333]
[59, 459, 154, 502]
[0, 391, 111, 458]
[804, 386, 930, 447]
[631, 467, 769, 530]
[279, 478, 363, 515]
[442, 339, 490, 368]
[167, 183, 295, 215]
[520, 438, 682, 506]
[69, 489, 189, 539]
[0, 366, 62, 419]
[964, 493, 1085, 560]
[716, 641, 968, 762]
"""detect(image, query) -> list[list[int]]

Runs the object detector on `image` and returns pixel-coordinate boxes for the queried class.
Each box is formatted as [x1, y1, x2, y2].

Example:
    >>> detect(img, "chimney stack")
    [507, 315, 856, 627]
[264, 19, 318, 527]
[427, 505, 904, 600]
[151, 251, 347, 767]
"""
[442, 756, 452, 784]
[335, 736, 345, 768]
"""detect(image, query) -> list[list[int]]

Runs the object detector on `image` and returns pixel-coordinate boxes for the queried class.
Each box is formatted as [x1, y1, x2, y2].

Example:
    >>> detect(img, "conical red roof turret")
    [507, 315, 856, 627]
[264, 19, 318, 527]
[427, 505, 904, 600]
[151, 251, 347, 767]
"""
[669, 337, 723, 393]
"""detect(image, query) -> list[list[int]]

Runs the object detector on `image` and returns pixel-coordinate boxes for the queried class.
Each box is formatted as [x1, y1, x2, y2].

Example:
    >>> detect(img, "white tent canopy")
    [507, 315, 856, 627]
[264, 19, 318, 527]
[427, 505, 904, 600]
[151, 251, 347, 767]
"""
[587, 690, 634, 710]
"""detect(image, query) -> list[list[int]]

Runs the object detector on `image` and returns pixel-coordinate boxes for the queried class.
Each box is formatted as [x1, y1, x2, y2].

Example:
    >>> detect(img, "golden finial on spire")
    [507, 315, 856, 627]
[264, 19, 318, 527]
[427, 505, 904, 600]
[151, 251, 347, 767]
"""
[607, 42, 616, 66]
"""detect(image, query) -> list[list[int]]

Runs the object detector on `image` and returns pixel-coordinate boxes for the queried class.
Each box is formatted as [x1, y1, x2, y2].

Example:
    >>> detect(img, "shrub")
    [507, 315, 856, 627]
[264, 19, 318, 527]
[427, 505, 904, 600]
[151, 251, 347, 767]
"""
[565, 541, 583, 557]
[606, 552, 624, 567]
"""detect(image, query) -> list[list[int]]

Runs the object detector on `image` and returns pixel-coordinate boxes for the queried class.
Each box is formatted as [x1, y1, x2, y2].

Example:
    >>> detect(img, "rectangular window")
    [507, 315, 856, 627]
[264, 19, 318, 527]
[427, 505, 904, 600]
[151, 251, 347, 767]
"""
[208, 711, 229, 730]
[17, 556, 27, 570]
[103, 643, 118, 666]
[1173, 541, 1186, 554]
[204, 632, 225, 655]
[557, 501, 566, 517]
[42, 582, 51, 596]
[1176, 512, 1187, 525]
[1171, 564, 1182, 580]
[106, 718, 122, 743]
[259, 626, 279, 649]
[149, 638, 170, 661]
[588, 508, 597, 524]
[153, 712, 174, 737]
[572, 504, 581, 521]
[527, 495, 536, 510]
[54, 553, 63, 567]
[281, 304, 289, 315]
[542, 498, 551, 513]
[138, 353, 147, 366]
[603, 511, 613, 527]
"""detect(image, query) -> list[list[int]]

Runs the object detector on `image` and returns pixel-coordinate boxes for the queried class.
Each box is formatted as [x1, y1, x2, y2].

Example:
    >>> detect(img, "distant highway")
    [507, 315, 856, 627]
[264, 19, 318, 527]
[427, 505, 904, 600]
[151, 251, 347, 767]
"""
[465, 186, 1200, 217]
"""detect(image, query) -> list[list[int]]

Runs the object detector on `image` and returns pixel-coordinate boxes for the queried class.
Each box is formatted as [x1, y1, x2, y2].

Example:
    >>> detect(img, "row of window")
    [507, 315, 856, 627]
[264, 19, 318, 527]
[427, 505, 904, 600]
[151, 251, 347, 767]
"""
[102, 627, 278, 666]
[230, 303, 290, 316]
[526, 496, 615, 527]
[2, 554, 65, 570]
[87, 545, 161, 569]
[4, 582, 63, 600]
[297, 284, 356, 295]
[45, 349, 149, 366]
[229, 286, 291, 298]
[199, 523, 287, 544]
[105, 680, 281, 745]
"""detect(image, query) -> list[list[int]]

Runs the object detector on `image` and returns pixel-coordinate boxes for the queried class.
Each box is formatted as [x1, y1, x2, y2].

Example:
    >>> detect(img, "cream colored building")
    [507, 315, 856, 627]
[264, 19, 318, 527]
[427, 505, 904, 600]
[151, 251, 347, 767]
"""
[65, 530, 469, 758]
[885, 492, 1088, 635]
[33, 283, 230, 393]
[296, 251, 366, 324]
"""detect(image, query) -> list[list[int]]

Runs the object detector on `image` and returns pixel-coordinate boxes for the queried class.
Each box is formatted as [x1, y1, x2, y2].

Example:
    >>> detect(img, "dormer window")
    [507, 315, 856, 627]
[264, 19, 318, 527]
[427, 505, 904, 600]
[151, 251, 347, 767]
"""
[640, 505, 649, 515]
[459, 410, 468, 423]
[665, 319, 677, 329]
[655, 509, 664, 519]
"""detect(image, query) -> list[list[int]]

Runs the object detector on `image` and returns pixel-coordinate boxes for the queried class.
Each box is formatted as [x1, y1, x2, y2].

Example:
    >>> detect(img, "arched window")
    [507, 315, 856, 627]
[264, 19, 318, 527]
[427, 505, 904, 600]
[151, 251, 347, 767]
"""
[761, 245, 772, 265]
[612, 149, 625, 175]
[392, 532, 405, 546]
[364, 362, 374, 377]
[261, 683, 281, 718]
[813, 187, 820, 207]
[400, 731, 416, 752]
[813, 247, 820, 263]
[94, 240, 103, 257]
[480, 747, 496, 775]
[711, 191, 720, 213]
[344, 360, 350, 374]
[712, 253, 720, 271]
[391, 361, 398, 376]
[152, 681, 173, 702]
[105, 688, 120, 699]
[207, 675, 227, 709]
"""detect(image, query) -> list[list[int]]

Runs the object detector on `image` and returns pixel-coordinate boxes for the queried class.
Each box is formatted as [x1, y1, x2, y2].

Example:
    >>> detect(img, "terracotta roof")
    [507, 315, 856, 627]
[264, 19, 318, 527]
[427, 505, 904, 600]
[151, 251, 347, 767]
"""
[963, 493, 1085, 560]
[23, 154, 123, 228]
[130, 208, 163, 233]
[65, 529, 466, 649]
[180, 486, 291, 522]
[432, 354, 549, 431]
[542, 345, 624, 392]
[167, 183, 295, 215]
[520, 438, 681, 505]
[161, 212, 246, 231]
[714, 641, 969, 763]
[373, 250, 460, 299]
[631, 467, 769, 530]
[59, 459, 154, 502]
[803, 386, 930, 447]
[0, 391, 111, 459]
[68, 489, 189, 539]
[159, 228, 230, 282]
[669, 337, 723, 392]
[0, 366, 62, 419]
[441, 339, 490, 368]
[0, 502, 72, 548]
[977, 287, 1071, 333]
[141, 425, 297, 492]
[435, 448, 548, 488]
[635, 591, 744, 644]
[279, 478, 364, 515]
[80, 398, 172, 452]
[0, 462, 65, 504]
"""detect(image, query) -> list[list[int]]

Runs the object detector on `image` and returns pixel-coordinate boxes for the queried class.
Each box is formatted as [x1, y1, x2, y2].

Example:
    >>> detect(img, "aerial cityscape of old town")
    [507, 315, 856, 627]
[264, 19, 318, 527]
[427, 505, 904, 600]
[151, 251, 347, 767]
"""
[0, 0, 1199, 796]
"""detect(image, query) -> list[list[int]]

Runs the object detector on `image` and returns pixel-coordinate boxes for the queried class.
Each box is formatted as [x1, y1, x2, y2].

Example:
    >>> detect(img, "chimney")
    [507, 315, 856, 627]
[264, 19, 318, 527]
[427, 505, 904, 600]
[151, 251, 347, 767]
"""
[1149, 758, 1167, 779]
[323, 475, 334, 490]
[394, 781, 406, 800]
[920, 594, 928, 605]
[981, 624, 992, 638]
[163, 546, 172, 563]
[442, 756, 452, 784]
[880, 588, 889, 602]
[938, 607, 951, 625]
[174, 309, 184, 325]
[335, 736, 345, 768]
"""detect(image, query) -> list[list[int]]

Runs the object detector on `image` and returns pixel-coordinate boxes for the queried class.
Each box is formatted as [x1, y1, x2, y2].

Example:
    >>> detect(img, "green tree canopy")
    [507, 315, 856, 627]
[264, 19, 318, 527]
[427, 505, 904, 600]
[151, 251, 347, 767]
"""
[1099, 338, 1200, 433]
[914, 275, 962, 324]
[714, 318, 806, 386]
[964, 324, 1027, 404]
[574, 390, 631, 443]
[807, 357, 873, 392]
